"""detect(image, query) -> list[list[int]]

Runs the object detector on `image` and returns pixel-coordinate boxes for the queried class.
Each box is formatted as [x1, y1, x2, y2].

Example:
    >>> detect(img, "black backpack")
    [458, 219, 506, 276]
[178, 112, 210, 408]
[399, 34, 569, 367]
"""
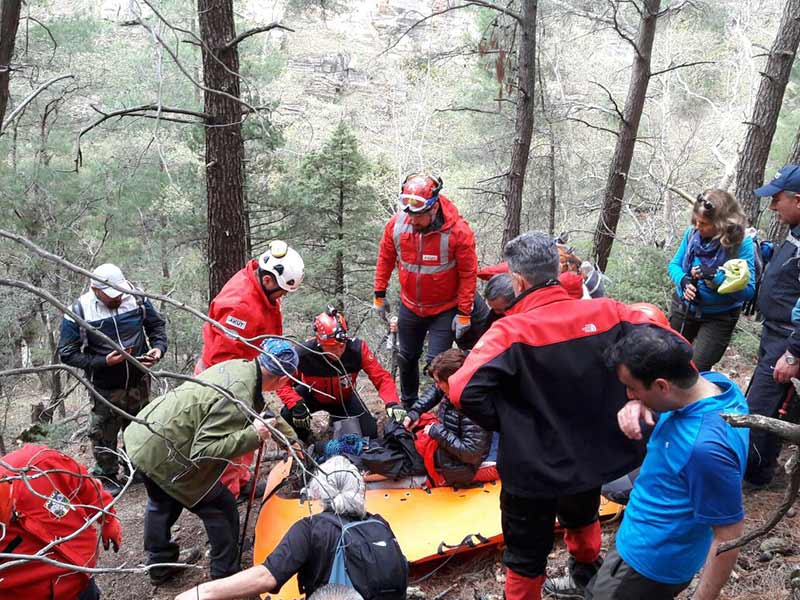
[320, 512, 408, 600]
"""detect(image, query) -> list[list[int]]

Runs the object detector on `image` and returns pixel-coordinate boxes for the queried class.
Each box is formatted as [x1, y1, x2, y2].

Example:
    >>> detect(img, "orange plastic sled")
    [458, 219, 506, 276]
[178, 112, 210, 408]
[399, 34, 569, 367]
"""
[253, 458, 624, 600]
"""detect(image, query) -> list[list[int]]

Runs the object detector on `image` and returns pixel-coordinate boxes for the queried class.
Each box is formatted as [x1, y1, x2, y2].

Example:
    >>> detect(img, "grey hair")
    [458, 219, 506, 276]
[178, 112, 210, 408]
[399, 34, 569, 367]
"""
[308, 456, 366, 518]
[484, 273, 515, 304]
[308, 584, 365, 600]
[503, 231, 559, 287]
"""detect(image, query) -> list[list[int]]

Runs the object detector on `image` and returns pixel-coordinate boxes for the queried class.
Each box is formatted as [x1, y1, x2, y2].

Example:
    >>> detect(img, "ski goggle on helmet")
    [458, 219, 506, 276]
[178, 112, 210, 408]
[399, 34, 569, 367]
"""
[314, 305, 348, 347]
[398, 173, 443, 214]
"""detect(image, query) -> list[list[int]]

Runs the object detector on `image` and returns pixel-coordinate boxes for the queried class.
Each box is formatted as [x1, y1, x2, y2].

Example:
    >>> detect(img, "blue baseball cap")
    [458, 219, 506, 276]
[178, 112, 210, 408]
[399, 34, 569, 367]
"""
[754, 164, 800, 197]
[258, 338, 299, 376]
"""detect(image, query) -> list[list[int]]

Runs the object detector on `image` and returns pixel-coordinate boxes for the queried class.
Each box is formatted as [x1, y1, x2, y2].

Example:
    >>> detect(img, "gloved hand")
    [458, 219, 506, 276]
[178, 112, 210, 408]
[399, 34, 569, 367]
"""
[291, 402, 312, 431]
[101, 512, 122, 553]
[695, 265, 719, 281]
[452, 314, 471, 340]
[373, 294, 390, 321]
[386, 403, 407, 423]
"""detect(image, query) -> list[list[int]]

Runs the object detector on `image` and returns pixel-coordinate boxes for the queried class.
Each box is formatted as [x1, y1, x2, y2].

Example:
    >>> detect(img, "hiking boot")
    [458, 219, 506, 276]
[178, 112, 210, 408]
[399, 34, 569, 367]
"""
[543, 557, 602, 599]
[542, 573, 585, 599]
[148, 546, 203, 586]
[237, 479, 267, 504]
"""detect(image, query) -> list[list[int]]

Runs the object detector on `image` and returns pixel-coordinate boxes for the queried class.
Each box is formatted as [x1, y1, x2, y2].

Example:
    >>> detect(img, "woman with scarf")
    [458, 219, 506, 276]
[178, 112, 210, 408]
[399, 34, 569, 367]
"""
[667, 189, 755, 371]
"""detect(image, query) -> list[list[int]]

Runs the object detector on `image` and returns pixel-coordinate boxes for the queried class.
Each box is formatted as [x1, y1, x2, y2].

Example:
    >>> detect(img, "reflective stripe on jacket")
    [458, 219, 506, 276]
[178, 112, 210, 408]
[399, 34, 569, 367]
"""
[374, 196, 477, 317]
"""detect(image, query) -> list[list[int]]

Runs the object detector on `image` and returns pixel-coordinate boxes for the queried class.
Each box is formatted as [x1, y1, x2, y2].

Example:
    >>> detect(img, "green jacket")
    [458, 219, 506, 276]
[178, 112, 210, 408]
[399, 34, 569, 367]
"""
[124, 359, 294, 507]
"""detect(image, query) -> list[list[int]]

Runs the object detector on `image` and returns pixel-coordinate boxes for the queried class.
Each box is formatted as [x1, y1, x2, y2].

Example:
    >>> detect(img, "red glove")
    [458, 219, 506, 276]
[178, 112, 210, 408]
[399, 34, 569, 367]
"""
[101, 512, 122, 553]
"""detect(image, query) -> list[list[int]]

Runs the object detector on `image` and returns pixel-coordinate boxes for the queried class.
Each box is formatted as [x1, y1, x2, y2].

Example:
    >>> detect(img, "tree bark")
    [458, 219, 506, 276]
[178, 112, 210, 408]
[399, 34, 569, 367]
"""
[502, 0, 538, 248]
[0, 0, 21, 126]
[336, 150, 345, 308]
[197, 0, 248, 300]
[591, 0, 661, 272]
[735, 0, 800, 226]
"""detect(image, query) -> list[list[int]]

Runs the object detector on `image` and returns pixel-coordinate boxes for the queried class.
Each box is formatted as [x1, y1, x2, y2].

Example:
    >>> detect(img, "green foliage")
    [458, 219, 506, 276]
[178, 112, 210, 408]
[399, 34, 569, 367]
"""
[604, 244, 674, 308]
[272, 123, 383, 318]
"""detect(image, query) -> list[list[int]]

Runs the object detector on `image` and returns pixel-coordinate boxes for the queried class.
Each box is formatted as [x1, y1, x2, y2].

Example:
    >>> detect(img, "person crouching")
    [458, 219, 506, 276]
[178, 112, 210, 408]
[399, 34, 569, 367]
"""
[404, 349, 496, 486]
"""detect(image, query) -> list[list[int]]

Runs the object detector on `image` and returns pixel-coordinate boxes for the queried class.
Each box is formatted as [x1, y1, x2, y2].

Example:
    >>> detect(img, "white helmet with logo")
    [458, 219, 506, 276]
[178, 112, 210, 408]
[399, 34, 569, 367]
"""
[258, 240, 305, 293]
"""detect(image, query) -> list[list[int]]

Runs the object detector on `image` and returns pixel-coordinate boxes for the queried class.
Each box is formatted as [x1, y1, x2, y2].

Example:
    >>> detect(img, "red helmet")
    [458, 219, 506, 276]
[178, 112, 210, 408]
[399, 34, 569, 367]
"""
[398, 173, 443, 213]
[628, 302, 670, 328]
[314, 306, 348, 347]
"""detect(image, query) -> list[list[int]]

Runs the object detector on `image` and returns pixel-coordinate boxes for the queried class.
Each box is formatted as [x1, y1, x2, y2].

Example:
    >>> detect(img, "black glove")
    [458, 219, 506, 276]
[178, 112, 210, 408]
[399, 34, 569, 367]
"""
[679, 275, 693, 292]
[405, 410, 420, 426]
[291, 402, 312, 431]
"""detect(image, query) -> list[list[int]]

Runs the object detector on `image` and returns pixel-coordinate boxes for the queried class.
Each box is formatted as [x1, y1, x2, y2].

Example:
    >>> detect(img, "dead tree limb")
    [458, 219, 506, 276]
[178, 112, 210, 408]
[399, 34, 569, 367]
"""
[0, 74, 73, 133]
[222, 23, 294, 50]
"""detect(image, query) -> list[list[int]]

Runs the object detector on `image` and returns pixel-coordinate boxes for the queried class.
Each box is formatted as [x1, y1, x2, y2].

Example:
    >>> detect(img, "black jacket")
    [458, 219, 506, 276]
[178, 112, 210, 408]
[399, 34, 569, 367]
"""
[409, 386, 491, 486]
[449, 284, 650, 498]
[758, 225, 800, 355]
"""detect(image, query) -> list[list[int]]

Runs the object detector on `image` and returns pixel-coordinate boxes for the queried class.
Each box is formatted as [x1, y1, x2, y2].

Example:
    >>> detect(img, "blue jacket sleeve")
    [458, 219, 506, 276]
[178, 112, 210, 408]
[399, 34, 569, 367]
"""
[57, 317, 106, 371]
[142, 300, 168, 354]
[668, 228, 692, 296]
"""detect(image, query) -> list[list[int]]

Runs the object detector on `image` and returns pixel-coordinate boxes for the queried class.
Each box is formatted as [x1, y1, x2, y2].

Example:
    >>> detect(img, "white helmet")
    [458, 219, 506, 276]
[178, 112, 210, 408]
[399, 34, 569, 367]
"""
[258, 240, 304, 293]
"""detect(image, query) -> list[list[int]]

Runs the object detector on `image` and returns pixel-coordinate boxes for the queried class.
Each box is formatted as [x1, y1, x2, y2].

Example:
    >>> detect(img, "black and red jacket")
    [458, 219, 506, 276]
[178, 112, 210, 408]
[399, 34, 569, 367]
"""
[277, 338, 400, 408]
[449, 284, 654, 498]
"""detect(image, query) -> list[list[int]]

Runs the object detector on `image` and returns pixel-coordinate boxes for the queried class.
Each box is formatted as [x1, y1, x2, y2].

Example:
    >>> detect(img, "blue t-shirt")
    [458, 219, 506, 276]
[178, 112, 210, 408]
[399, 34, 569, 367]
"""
[616, 371, 749, 584]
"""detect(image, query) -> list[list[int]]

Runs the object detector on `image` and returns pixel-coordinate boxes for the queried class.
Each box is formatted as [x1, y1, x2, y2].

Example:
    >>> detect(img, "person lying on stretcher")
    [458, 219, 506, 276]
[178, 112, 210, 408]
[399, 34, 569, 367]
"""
[404, 349, 498, 486]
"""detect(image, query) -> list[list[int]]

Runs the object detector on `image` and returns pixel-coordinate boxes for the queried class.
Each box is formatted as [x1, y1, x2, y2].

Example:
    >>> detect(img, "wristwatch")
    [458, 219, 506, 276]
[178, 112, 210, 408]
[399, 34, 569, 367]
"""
[785, 352, 798, 366]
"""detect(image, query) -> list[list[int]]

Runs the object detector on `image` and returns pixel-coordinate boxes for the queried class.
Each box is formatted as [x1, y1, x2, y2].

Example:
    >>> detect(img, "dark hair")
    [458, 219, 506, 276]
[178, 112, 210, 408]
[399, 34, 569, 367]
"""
[430, 348, 467, 382]
[484, 273, 516, 304]
[605, 326, 697, 389]
[503, 231, 560, 287]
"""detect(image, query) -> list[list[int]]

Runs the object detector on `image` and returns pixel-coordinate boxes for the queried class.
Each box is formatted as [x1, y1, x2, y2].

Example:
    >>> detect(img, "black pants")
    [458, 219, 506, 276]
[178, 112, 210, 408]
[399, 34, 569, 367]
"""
[585, 546, 690, 599]
[77, 578, 101, 600]
[397, 304, 457, 407]
[746, 325, 794, 485]
[280, 387, 378, 441]
[668, 295, 740, 372]
[500, 487, 600, 579]
[143, 474, 239, 579]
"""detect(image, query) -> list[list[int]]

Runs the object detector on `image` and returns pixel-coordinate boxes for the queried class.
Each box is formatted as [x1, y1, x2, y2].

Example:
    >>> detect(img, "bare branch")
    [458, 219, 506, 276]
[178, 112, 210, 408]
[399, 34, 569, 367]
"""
[608, 0, 643, 61]
[222, 23, 295, 51]
[589, 79, 626, 124]
[565, 116, 620, 137]
[650, 60, 714, 78]
[1, 74, 74, 133]
[379, 1, 521, 57]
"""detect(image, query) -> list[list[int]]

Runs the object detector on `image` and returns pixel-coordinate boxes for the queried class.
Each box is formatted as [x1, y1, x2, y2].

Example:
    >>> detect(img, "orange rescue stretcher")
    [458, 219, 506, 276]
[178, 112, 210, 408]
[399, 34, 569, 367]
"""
[253, 457, 625, 600]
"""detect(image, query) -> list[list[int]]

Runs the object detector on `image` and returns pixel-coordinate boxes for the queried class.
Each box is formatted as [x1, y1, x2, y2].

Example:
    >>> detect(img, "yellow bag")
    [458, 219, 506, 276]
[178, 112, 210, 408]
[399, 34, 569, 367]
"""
[717, 259, 750, 294]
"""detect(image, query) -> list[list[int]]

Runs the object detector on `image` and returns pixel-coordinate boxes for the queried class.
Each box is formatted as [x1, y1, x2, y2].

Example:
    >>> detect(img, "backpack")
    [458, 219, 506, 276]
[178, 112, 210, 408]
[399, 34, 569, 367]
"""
[742, 228, 775, 317]
[321, 512, 408, 600]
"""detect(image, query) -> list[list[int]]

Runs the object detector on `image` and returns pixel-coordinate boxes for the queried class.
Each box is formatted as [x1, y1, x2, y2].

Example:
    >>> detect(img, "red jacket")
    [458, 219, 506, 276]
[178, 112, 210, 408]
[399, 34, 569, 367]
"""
[449, 286, 660, 498]
[201, 260, 283, 368]
[0, 445, 116, 598]
[277, 338, 399, 408]
[375, 196, 477, 317]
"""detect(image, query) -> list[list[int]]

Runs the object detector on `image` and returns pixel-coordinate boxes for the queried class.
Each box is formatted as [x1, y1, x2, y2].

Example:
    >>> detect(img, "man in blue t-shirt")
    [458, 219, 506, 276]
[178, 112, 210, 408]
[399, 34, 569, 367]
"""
[584, 326, 748, 600]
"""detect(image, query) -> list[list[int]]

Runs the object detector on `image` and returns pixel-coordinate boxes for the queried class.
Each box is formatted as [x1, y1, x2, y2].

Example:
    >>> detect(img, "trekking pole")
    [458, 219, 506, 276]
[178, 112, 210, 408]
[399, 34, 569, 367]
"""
[239, 440, 265, 565]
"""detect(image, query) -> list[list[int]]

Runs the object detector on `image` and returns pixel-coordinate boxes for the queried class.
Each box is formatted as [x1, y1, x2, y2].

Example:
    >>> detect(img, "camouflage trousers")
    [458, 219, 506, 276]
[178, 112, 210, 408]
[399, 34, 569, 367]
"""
[89, 377, 151, 478]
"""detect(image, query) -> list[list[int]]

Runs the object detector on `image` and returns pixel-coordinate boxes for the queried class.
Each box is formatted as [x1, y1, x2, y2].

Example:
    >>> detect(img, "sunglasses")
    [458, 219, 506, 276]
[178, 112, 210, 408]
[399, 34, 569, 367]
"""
[695, 194, 714, 212]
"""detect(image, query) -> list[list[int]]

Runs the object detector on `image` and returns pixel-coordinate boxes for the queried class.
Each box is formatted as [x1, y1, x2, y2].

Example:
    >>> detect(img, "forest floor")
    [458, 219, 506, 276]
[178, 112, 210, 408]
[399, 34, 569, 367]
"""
[4, 342, 800, 599]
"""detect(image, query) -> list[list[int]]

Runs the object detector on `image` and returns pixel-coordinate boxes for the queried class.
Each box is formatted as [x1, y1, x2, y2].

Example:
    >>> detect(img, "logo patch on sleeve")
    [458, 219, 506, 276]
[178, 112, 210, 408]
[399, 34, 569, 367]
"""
[225, 315, 247, 330]
[45, 490, 70, 518]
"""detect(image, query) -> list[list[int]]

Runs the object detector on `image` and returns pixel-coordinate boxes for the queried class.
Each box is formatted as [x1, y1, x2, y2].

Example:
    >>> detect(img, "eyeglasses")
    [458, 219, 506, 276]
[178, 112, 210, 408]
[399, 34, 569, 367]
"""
[695, 194, 714, 212]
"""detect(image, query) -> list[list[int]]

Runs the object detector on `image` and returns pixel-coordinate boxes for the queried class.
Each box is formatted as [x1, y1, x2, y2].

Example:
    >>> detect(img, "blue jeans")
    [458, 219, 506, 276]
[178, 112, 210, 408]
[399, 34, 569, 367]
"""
[397, 304, 456, 406]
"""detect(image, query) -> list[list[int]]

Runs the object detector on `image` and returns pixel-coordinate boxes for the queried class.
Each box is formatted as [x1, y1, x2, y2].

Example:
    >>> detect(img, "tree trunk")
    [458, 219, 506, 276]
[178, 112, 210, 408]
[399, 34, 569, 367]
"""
[537, 51, 556, 237]
[591, 0, 661, 272]
[0, 0, 21, 125]
[197, 0, 248, 300]
[735, 0, 800, 226]
[502, 0, 538, 248]
[336, 157, 345, 308]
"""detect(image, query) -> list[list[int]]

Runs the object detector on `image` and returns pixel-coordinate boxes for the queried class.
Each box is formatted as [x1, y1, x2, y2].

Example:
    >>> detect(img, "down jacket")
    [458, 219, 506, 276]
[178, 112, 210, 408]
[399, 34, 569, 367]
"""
[408, 385, 491, 485]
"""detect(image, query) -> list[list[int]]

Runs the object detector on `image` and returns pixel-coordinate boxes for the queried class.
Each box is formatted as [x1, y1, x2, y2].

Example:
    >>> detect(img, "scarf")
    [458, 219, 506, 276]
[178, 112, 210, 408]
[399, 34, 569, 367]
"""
[682, 229, 727, 274]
